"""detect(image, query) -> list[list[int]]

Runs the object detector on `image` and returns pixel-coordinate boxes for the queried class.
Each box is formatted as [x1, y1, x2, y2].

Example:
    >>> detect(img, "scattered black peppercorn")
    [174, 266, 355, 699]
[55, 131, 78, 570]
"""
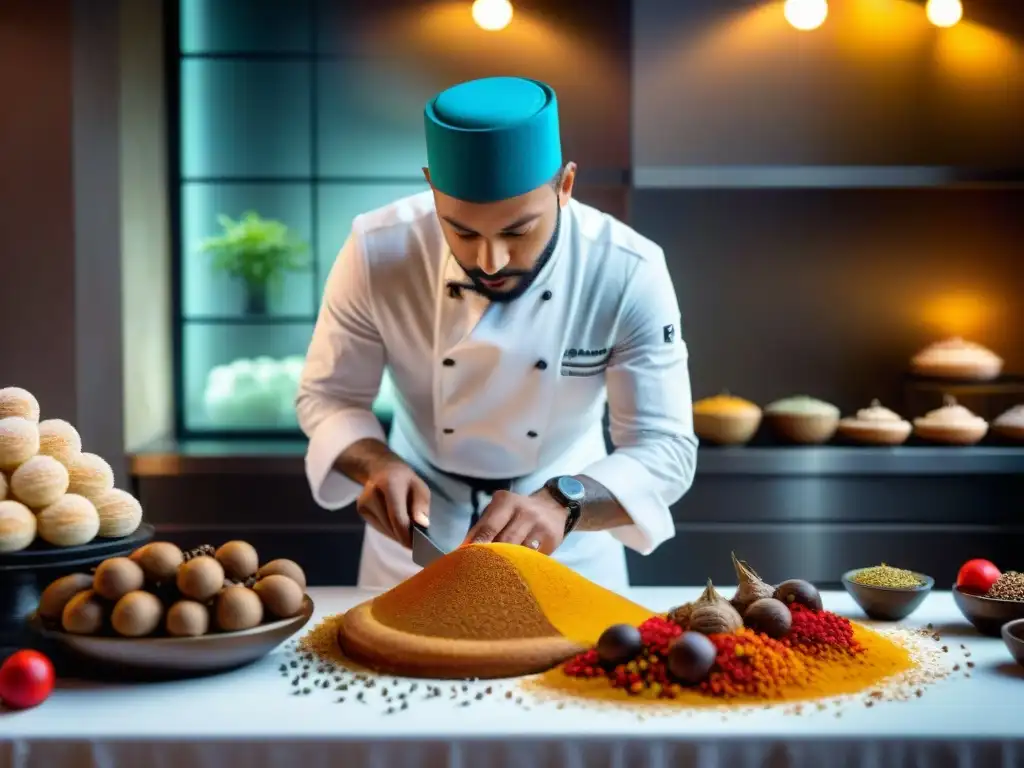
[596, 624, 643, 667]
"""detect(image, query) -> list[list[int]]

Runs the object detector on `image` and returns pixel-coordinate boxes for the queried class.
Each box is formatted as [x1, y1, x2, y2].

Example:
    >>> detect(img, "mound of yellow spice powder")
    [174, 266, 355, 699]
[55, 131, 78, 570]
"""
[369, 543, 653, 645]
[335, 544, 656, 679]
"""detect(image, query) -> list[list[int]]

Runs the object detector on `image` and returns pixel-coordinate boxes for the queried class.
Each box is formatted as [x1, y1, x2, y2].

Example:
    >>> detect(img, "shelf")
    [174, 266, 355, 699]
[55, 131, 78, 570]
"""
[129, 440, 1024, 478]
[697, 446, 1024, 476]
[633, 166, 1024, 190]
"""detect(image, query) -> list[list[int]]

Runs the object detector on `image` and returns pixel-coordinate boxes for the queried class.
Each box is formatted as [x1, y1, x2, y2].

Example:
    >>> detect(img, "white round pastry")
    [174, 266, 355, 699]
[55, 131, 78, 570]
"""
[37, 419, 83, 467]
[910, 337, 1003, 381]
[10, 455, 70, 508]
[67, 452, 115, 500]
[0, 500, 37, 553]
[0, 387, 40, 422]
[37, 494, 101, 547]
[0, 417, 40, 472]
[92, 488, 143, 538]
[913, 395, 988, 445]
[992, 404, 1024, 442]
[837, 399, 912, 446]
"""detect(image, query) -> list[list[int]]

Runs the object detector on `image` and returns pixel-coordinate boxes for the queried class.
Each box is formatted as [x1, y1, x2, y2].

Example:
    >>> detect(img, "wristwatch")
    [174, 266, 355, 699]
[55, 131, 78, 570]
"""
[544, 476, 585, 537]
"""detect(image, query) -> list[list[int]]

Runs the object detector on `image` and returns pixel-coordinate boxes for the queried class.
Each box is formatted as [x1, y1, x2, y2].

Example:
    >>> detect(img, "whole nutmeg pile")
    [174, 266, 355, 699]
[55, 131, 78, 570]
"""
[37, 539, 308, 639]
[665, 553, 823, 643]
[0, 385, 144, 553]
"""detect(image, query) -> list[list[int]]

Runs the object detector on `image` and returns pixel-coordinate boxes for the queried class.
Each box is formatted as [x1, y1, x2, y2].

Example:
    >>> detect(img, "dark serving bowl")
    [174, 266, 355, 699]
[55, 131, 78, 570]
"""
[952, 585, 1024, 637]
[841, 569, 934, 621]
[1002, 619, 1024, 669]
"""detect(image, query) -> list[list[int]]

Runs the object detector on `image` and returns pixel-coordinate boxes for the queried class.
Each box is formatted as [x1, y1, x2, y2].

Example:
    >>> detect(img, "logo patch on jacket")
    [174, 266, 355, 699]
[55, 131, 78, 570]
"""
[663, 324, 675, 343]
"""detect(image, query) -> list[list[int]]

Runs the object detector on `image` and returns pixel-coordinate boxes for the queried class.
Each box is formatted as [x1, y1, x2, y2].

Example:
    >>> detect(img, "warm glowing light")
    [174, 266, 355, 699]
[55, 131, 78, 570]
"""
[471, 0, 513, 31]
[784, 0, 828, 31]
[926, 0, 963, 28]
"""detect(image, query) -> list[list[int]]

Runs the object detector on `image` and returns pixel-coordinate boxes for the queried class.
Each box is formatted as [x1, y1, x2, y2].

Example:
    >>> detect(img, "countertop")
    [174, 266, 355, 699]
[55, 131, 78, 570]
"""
[0, 587, 1021, 767]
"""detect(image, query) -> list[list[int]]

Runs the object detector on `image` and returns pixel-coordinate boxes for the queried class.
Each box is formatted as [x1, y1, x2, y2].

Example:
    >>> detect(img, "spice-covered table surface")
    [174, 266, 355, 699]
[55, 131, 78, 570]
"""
[0, 587, 1021, 768]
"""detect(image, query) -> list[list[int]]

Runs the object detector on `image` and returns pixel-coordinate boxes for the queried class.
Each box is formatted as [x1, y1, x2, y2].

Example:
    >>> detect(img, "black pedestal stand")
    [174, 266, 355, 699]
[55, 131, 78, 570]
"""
[0, 524, 155, 665]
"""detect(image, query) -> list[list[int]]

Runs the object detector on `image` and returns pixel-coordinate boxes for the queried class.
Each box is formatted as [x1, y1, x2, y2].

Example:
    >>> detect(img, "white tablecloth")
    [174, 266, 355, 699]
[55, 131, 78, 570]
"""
[0, 587, 1021, 768]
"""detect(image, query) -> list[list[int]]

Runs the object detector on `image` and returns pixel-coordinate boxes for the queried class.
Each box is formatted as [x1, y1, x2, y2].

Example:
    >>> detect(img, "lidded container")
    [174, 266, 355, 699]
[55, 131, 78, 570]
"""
[910, 337, 1003, 381]
[913, 395, 988, 445]
[837, 399, 912, 446]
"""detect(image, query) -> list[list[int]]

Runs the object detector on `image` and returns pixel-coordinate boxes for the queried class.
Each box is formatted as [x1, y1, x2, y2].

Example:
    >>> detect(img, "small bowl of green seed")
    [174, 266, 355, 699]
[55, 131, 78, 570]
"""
[842, 564, 934, 621]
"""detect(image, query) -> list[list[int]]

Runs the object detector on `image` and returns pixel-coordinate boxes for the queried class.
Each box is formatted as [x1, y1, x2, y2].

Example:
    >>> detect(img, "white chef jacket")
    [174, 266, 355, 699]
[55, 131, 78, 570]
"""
[297, 191, 698, 593]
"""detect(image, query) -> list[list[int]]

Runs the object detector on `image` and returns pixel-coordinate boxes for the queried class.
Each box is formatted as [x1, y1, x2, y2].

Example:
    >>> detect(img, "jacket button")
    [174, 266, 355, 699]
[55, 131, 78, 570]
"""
[541, 290, 553, 301]
[527, 430, 538, 438]
[443, 428, 454, 434]
[442, 358, 455, 367]
[535, 360, 547, 370]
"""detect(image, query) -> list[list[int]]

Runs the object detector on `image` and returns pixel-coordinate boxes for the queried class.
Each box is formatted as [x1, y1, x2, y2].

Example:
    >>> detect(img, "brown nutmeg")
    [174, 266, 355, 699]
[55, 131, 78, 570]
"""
[130, 541, 184, 583]
[39, 572, 94, 620]
[93, 557, 145, 602]
[166, 600, 210, 637]
[177, 555, 224, 602]
[62, 589, 106, 634]
[688, 579, 743, 636]
[257, 558, 306, 589]
[215, 586, 263, 632]
[729, 552, 774, 614]
[253, 574, 304, 619]
[215, 540, 259, 581]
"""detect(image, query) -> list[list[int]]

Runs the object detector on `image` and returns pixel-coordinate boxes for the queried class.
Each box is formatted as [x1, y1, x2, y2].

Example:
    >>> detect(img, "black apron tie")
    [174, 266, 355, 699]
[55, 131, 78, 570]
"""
[429, 466, 519, 528]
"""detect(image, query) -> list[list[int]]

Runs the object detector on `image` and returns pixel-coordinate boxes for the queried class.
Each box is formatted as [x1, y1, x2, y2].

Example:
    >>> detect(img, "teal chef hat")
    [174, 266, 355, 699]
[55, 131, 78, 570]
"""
[424, 77, 562, 204]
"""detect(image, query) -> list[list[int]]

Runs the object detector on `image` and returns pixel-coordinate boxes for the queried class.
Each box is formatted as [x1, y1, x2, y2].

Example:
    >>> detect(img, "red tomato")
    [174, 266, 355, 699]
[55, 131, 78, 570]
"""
[956, 559, 1001, 594]
[0, 650, 55, 710]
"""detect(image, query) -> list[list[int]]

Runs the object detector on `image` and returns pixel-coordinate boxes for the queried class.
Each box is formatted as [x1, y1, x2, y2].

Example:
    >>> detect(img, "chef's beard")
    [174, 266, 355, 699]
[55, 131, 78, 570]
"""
[449, 204, 562, 304]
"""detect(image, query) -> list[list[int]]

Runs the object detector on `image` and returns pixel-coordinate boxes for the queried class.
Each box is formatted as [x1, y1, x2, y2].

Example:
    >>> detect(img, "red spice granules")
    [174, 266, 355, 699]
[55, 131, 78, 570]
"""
[784, 605, 863, 656]
[561, 606, 866, 700]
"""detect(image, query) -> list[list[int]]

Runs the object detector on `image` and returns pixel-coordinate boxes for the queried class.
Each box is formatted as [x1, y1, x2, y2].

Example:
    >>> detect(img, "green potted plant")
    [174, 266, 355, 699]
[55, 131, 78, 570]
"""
[198, 211, 310, 316]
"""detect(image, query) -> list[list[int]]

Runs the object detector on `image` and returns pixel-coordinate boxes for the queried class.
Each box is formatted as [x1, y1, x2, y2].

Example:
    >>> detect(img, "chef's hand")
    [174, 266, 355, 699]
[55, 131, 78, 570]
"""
[356, 459, 430, 549]
[463, 490, 568, 555]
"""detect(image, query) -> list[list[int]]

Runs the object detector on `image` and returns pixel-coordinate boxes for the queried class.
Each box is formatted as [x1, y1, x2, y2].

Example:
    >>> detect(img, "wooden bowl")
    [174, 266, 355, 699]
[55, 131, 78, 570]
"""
[30, 595, 314, 674]
[991, 423, 1024, 443]
[836, 421, 912, 446]
[693, 411, 762, 445]
[1001, 619, 1024, 669]
[765, 413, 838, 444]
[951, 585, 1024, 637]
[913, 421, 988, 446]
[842, 570, 933, 621]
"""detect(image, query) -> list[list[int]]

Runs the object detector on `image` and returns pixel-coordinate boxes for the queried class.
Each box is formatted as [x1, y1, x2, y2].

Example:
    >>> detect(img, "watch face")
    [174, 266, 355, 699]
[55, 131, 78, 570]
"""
[556, 476, 585, 502]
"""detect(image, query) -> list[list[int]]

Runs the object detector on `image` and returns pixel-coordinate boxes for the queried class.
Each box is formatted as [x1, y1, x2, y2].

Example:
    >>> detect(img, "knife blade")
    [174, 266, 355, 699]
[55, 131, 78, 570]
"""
[411, 520, 448, 567]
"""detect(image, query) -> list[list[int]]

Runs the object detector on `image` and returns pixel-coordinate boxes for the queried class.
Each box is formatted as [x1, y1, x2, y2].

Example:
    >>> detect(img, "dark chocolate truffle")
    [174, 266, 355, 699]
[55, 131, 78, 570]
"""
[667, 631, 717, 684]
[596, 623, 643, 667]
[773, 579, 823, 611]
[743, 597, 793, 639]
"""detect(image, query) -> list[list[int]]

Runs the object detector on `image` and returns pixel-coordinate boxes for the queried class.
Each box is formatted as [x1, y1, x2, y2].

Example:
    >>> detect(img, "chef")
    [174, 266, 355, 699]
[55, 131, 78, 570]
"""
[297, 76, 698, 593]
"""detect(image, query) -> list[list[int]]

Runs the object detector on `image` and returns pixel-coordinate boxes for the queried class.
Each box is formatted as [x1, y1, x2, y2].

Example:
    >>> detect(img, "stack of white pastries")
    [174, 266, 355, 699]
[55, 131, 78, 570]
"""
[0, 386, 144, 554]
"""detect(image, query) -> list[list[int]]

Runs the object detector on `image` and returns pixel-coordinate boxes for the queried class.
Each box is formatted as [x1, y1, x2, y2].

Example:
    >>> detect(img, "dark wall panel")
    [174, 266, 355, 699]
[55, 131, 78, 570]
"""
[316, 0, 632, 173]
[633, 0, 1024, 167]
[632, 188, 1024, 413]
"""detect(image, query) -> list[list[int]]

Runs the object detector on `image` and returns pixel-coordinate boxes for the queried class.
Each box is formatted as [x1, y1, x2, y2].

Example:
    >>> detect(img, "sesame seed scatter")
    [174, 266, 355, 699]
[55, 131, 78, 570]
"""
[282, 613, 964, 721]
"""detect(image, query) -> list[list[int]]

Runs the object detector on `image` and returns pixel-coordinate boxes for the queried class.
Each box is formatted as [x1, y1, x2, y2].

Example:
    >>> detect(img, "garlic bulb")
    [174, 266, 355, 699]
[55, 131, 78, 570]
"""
[729, 552, 774, 614]
[689, 579, 743, 636]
